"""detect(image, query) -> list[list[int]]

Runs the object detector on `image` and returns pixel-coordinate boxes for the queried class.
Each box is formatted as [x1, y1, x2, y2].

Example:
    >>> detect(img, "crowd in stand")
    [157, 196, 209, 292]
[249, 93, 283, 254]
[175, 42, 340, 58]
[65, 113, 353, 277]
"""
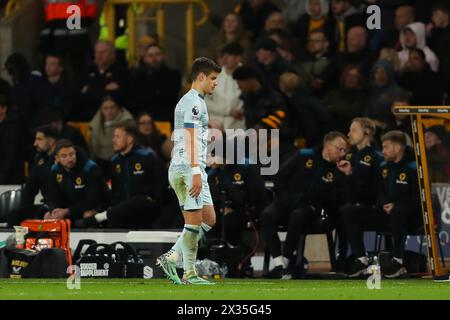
[1, 0, 450, 278]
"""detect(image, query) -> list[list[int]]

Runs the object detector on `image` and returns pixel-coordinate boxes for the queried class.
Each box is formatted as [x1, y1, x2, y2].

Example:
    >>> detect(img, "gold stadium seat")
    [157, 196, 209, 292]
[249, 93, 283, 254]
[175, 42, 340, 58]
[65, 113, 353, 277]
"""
[154, 121, 172, 138]
[68, 122, 90, 143]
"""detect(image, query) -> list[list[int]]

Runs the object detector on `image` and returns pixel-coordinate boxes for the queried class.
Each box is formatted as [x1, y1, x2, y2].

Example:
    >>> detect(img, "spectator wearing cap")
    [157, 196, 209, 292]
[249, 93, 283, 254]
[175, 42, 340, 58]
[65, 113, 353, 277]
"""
[254, 37, 296, 92]
[8, 125, 59, 226]
[425, 125, 450, 182]
[205, 43, 246, 131]
[233, 65, 285, 130]
[0, 94, 26, 184]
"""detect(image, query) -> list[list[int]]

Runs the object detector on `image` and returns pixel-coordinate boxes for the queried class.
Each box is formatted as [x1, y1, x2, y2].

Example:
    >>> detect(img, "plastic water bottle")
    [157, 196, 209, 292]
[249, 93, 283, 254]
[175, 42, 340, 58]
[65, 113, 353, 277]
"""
[220, 264, 228, 279]
[371, 256, 381, 275]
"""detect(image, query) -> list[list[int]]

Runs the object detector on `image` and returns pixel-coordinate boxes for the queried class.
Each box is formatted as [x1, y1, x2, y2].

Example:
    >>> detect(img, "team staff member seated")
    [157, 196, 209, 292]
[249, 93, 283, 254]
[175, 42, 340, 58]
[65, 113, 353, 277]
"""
[76, 121, 167, 228]
[8, 125, 59, 226]
[45, 139, 110, 226]
[343, 130, 421, 278]
[334, 118, 384, 268]
[207, 155, 269, 248]
[339, 118, 384, 207]
[261, 131, 348, 279]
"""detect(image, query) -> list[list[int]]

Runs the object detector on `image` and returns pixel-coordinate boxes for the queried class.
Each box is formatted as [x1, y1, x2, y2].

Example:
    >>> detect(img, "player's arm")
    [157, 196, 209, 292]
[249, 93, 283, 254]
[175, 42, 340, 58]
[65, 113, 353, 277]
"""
[184, 107, 202, 198]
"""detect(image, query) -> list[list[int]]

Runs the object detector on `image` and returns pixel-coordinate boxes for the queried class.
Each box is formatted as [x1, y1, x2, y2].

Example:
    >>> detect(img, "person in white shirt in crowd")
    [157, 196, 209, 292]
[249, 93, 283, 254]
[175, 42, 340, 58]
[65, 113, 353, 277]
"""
[205, 42, 246, 131]
[398, 21, 439, 72]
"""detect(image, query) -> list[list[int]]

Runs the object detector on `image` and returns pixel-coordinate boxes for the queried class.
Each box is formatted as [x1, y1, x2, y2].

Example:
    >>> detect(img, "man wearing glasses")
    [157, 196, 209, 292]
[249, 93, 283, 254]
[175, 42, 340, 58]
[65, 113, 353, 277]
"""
[261, 131, 348, 279]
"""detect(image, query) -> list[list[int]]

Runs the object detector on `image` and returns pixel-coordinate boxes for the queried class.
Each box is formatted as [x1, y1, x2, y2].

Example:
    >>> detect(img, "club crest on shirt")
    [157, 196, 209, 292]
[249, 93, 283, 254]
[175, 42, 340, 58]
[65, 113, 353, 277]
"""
[133, 163, 144, 175]
[322, 172, 334, 182]
[233, 172, 244, 185]
[56, 174, 63, 183]
[115, 164, 121, 173]
[75, 177, 85, 189]
[396, 172, 408, 185]
[38, 159, 45, 166]
[306, 159, 313, 169]
[360, 155, 372, 167]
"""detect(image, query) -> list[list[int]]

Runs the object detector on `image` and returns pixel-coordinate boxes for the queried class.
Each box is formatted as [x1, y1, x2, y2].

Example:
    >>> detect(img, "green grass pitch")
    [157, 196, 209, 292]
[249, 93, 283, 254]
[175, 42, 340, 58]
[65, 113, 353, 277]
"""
[0, 278, 448, 300]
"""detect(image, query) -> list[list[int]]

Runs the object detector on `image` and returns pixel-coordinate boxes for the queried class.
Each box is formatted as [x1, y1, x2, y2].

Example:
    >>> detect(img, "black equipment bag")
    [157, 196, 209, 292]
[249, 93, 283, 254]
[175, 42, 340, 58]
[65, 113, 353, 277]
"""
[0, 245, 68, 278]
[75, 243, 125, 278]
[111, 241, 152, 279]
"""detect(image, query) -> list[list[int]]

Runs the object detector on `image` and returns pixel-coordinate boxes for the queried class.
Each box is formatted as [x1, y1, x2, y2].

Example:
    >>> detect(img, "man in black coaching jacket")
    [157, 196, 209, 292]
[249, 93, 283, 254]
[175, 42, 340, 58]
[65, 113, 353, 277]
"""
[343, 130, 421, 278]
[261, 131, 348, 279]
[46, 139, 110, 225]
[333, 117, 384, 270]
[75, 121, 167, 228]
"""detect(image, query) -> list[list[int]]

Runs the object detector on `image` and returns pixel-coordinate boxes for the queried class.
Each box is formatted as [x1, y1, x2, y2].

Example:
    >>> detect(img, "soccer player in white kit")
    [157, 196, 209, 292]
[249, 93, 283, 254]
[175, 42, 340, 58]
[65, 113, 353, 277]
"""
[157, 57, 221, 285]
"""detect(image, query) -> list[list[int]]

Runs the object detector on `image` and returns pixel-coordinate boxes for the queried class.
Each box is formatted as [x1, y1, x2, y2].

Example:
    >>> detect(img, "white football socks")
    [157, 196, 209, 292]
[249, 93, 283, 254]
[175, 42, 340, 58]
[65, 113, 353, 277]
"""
[169, 222, 212, 263]
[181, 224, 201, 274]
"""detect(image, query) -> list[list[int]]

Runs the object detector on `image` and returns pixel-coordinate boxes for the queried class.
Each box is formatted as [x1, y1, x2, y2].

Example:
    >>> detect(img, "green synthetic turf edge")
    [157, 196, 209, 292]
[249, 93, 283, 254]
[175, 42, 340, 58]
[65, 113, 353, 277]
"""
[0, 279, 448, 300]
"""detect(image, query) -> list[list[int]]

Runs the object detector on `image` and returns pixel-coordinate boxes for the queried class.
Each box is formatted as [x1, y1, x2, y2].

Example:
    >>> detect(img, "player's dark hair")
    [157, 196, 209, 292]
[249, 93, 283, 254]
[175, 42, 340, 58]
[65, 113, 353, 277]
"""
[55, 139, 75, 155]
[35, 124, 60, 140]
[381, 130, 407, 146]
[189, 57, 221, 81]
[220, 42, 244, 57]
